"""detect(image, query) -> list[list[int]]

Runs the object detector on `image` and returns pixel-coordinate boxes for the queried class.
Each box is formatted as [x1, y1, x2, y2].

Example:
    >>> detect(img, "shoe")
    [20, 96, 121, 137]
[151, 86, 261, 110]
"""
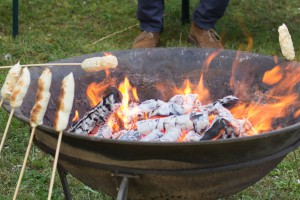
[188, 23, 223, 48]
[132, 31, 159, 49]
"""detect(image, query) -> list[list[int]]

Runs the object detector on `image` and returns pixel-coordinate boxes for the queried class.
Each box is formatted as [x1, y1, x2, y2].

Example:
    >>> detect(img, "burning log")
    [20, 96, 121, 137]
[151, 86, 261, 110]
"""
[68, 87, 122, 135]
[201, 118, 227, 140]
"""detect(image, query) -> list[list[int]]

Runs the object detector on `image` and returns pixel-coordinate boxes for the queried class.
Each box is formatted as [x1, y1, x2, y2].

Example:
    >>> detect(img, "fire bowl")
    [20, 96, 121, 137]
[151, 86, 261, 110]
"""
[3, 47, 300, 199]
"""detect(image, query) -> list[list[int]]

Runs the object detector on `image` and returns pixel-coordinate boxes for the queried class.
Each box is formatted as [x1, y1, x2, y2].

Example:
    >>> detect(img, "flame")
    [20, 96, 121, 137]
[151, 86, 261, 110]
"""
[196, 73, 210, 103]
[202, 50, 222, 72]
[230, 64, 300, 133]
[84, 51, 300, 138]
[86, 78, 115, 107]
[262, 66, 283, 85]
[173, 79, 192, 95]
[109, 77, 140, 130]
[72, 110, 80, 122]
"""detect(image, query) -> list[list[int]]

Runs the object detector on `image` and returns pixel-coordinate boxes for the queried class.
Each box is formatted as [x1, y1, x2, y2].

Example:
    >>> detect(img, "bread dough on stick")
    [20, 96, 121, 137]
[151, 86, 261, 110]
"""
[53, 72, 75, 132]
[10, 67, 31, 108]
[278, 23, 295, 61]
[81, 55, 118, 73]
[30, 68, 52, 127]
[1, 62, 22, 102]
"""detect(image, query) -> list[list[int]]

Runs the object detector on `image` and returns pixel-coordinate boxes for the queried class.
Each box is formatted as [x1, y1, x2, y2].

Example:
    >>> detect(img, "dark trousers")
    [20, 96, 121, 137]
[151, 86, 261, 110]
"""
[138, 0, 230, 32]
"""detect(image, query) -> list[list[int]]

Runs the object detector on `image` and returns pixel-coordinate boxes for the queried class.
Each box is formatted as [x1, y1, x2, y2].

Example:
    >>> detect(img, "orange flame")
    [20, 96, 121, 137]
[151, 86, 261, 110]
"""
[72, 110, 80, 122]
[196, 73, 210, 104]
[262, 66, 283, 85]
[107, 77, 140, 130]
[202, 50, 222, 72]
[231, 64, 300, 133]
[86, 78, 115, 107]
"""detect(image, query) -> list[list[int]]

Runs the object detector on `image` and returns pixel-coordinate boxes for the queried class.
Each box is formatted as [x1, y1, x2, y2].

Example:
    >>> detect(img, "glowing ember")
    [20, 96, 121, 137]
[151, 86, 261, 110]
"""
[80, 51, 300, 142]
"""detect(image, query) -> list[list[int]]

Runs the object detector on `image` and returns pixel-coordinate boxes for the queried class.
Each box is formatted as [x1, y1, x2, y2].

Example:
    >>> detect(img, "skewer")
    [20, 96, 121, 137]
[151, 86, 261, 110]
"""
[13, 68, 52, 199]
[47, 72, 74, 199]
[0, 108, 15, 154]
[0, 63, 80, 69]
[0, 67, 30, 155]
[0, 55, 118, 72]
[47, 130, 63, 200]
[13, 127, 36, 200]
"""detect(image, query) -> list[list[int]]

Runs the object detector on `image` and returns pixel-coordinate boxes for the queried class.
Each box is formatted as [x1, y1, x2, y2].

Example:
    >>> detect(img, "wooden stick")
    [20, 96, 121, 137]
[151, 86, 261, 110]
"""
[13, 127, 36, 200]
[0, 63, 81, 69]
[91, 23, 138, 45]
[0, 108, 15, 154]
[47, 130, 63, 200]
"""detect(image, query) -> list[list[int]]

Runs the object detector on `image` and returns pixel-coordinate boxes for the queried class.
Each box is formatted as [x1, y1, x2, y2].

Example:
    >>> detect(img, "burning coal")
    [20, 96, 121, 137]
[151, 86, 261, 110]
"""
[68, 51, 300, 142]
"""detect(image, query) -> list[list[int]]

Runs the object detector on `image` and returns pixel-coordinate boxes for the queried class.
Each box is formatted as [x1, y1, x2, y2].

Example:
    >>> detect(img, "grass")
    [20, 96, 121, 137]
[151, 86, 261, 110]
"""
[0, 0, 300, 199]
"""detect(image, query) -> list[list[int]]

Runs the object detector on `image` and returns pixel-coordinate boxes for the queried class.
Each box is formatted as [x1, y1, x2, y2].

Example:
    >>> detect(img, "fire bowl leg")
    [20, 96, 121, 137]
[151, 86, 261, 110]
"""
[57, 164, 72, 200]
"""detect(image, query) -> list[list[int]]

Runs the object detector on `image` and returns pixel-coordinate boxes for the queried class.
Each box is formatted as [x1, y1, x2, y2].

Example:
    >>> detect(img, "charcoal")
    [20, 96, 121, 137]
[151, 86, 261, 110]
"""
[150, 100, 184, 116]
[168, 94, 200, 113]
[181, 130, 203, 142]
[201, 118, 227, 140]
[157, 127, 182, 142]
[93, 124, 113, 139]
[68, 87, 122, 134]
[150, 94, 199, 116]
[202, 95, 238, 111]
[118, 130, 142, 141]
[190, 111, 209, 134]
[140, 129, 163, 142]
[136, 114, 194, 135]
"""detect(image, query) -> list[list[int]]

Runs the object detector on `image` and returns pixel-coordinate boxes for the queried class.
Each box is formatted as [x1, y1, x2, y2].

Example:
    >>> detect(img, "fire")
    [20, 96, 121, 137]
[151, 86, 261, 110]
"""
[107, 77, 140, 130]
[72, 110, 80, 122]
[231, 64, 300, 133]
[196, 73, 210, 104]
[86, 78, 115, 107]
[262, 66, 283, 85]
[83, 51, 300, 141]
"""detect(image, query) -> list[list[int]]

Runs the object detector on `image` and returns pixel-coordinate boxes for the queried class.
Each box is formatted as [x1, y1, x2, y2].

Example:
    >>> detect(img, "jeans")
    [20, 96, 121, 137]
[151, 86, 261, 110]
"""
[138, 0, 230, 32]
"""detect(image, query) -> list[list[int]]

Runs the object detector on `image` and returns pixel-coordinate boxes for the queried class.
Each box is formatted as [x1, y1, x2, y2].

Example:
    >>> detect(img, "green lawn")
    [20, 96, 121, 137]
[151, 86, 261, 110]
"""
[0, 0, 300, 199]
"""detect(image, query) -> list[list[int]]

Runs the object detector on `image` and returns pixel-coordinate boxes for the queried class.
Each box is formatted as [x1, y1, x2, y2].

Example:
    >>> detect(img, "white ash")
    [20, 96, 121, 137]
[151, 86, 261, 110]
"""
[118, 130, 142, 141]
[157, 127, 182, 142]
[181, 130, 203, 142]
[70, 92, 256, 142]
[140, 129, 164, 142]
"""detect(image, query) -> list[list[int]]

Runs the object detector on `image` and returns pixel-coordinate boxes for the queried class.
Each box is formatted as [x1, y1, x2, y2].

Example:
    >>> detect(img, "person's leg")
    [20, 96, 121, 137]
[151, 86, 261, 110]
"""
[138, 0, 164, 32]
[188, 0, 230, 48]
[133, 0, 164, 48]
[193, 0, 230, 30]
